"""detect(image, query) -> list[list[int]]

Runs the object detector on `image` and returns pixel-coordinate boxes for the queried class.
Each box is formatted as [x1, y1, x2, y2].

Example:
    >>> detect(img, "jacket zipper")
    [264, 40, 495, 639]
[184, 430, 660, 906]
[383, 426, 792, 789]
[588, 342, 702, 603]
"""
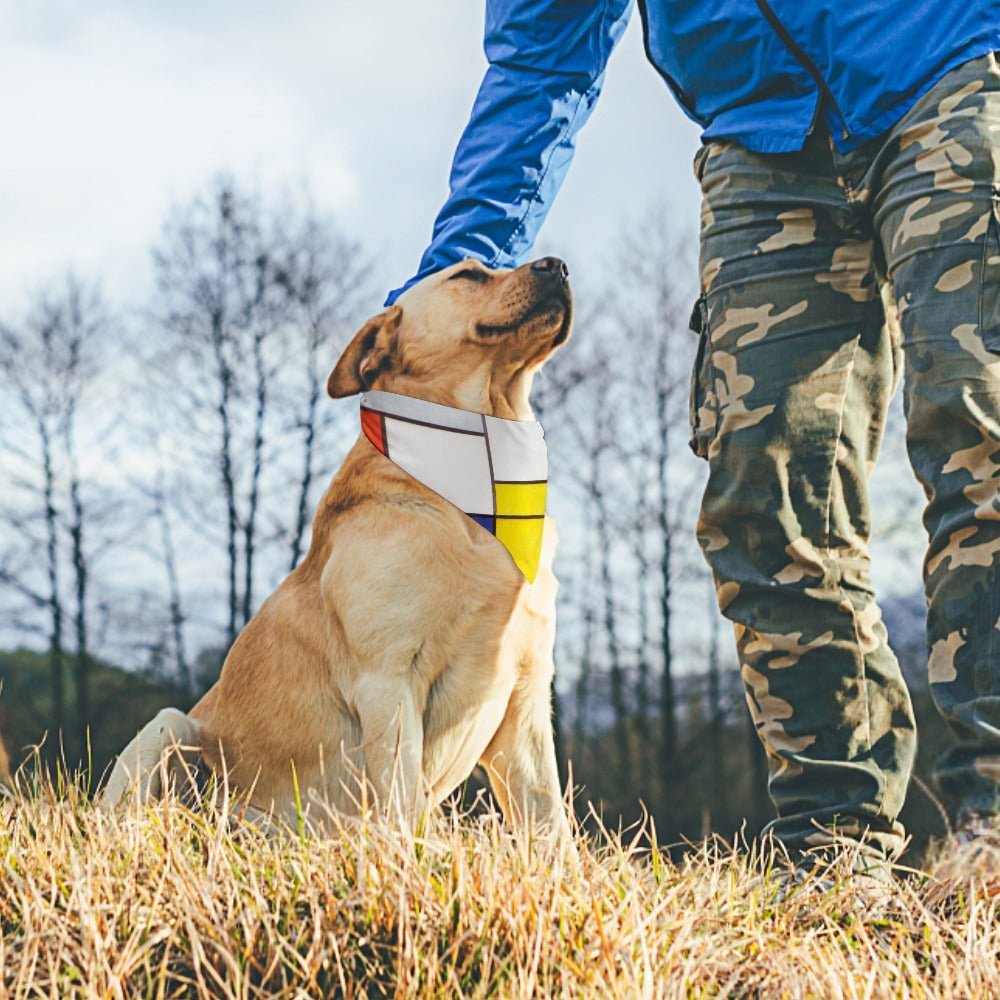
[753, 0, 851, 141]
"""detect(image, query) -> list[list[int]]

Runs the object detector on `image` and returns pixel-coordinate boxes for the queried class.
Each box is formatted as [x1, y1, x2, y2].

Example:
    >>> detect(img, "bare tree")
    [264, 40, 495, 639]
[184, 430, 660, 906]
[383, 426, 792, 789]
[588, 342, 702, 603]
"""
[151, 179, 281, 646]
[276, 210, 374, 571]
[706, 573, 727, 819]
[0, 276, 110, 761]
[57, 281, 108, 758]
[2, 307, 67, 761]
[592, 391, 631, 788]
[535, 218, 715, 823]
[629, 467, 656, 789]
[547, 339, 633, 788]
[603, 224, 699, 779]
[147, 176, 378, 665]
[532, 299, 611, 768]
[152, 468, 192, 693]
[571, 509, 599, 753]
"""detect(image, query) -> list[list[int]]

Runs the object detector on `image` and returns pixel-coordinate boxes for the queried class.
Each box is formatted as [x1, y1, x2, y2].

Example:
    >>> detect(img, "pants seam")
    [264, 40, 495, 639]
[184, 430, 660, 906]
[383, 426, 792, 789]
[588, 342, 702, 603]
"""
[823, 331, 886, 818]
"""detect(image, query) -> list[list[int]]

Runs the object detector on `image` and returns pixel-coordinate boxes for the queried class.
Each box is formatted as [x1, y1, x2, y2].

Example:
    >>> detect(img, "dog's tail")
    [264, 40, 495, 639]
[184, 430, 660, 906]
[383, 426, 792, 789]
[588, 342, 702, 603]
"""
[99, 708, 202, 810]
[0, 731, 11, 794]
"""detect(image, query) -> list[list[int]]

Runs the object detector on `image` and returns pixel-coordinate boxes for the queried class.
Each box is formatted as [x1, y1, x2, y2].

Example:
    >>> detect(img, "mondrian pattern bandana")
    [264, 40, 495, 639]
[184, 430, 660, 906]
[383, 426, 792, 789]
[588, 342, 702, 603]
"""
[359, 390, 547, 582]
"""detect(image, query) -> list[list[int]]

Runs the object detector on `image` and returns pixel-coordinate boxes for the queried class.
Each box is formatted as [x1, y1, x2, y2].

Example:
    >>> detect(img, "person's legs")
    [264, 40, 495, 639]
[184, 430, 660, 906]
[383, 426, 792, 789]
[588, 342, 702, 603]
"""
[692, 134, 916, 860]
[874, 53, 1000, 822]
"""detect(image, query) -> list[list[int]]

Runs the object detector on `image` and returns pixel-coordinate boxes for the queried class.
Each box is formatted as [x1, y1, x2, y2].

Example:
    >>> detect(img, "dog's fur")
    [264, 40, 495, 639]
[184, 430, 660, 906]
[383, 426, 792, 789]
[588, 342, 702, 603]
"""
[101, 257, 573, 840]
[0, 730, 10, 789]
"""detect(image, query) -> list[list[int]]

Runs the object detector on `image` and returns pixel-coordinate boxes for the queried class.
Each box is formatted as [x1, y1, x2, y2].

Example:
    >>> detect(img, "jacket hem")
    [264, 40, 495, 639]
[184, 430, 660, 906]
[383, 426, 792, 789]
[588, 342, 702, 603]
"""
[701, 33, 1000, 157]
[832, 33, 1000, 152]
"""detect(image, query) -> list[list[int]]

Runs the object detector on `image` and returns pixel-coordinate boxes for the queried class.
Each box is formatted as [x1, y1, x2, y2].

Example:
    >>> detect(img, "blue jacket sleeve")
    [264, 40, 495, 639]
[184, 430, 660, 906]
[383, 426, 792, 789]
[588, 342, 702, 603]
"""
[385, 0, 633, 304]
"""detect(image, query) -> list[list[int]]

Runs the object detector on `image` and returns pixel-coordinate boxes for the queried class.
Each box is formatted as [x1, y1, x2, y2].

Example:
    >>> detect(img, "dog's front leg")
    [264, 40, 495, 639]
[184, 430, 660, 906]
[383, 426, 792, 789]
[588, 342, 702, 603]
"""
[480, 671, 572, 847]
[352, 675, 427, 829]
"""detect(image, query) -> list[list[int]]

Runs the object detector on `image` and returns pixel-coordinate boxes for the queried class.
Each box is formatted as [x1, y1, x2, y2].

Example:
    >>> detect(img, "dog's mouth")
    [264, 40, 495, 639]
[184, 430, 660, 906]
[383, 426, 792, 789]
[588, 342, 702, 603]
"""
[550, 301, 573, 347]
[475, 289, 572, 345]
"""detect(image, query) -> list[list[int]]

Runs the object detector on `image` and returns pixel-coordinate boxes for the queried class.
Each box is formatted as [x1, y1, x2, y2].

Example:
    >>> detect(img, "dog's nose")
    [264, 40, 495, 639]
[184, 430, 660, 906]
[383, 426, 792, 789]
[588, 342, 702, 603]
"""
[531, 256, 569, 281]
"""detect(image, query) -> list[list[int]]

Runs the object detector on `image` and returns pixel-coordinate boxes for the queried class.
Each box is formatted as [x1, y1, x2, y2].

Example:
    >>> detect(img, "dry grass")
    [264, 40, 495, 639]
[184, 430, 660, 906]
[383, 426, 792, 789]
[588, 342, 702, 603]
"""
[1, 775, 998, 999]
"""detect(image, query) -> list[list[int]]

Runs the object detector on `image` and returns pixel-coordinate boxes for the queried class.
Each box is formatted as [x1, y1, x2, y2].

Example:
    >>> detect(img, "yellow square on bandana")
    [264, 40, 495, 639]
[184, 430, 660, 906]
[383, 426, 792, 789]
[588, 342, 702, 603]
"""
[494, 481, 547, 517]
[495, 516, 545, 582]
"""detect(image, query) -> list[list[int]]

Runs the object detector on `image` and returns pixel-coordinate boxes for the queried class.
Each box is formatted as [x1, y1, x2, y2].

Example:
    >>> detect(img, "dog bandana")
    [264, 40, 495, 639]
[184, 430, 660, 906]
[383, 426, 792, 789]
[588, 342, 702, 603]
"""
[359, 390, 547, 582]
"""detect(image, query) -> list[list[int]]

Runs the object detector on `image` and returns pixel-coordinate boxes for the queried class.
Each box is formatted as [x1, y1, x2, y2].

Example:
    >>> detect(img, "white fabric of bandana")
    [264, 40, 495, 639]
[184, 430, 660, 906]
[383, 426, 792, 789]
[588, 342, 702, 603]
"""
[359, 390, 547, 582]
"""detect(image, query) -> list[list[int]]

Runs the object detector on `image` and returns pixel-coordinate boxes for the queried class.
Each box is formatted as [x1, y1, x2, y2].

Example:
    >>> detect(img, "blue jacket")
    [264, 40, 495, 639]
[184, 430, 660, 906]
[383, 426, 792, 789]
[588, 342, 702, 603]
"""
[387, 0, 1000, 303]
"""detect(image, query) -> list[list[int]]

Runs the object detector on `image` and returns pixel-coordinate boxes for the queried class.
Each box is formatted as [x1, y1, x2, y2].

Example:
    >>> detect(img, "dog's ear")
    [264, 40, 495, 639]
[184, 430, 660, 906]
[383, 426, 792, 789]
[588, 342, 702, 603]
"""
[327, 306, 403, 398]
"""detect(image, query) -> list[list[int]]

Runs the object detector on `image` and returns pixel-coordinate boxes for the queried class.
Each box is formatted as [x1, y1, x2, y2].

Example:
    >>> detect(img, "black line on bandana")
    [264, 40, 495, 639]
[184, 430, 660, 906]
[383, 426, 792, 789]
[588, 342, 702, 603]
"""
[481, 413, 496, 517]
[366, 407, 484, 437]
[494, 479, 546, 485]
[380, 413, 389, 459]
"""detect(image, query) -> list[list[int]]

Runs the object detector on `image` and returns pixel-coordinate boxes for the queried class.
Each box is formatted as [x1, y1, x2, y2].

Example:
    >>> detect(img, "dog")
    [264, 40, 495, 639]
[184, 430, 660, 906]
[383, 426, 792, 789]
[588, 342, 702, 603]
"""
[101, 256, 573, 842]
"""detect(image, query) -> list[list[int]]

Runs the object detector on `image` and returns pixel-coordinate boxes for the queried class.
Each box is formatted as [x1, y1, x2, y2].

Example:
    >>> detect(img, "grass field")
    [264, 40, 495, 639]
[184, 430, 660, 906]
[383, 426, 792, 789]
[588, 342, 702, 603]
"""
[1, 776, 998, 999]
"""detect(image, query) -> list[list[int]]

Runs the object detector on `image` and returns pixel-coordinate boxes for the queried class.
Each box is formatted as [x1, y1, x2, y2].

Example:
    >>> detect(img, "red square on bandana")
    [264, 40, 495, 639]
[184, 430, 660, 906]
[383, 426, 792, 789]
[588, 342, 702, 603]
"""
[361, 408, 385, 453]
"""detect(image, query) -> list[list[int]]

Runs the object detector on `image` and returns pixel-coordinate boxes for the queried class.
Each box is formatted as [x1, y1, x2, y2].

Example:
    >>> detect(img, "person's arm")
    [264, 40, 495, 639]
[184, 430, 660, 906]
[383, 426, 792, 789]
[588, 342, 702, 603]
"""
[386, 0, 633, 304]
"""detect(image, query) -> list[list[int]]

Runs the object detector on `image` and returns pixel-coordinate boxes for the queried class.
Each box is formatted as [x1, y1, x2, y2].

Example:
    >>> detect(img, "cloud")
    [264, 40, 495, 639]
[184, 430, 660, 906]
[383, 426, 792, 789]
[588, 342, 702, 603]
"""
[0, 1, 701, 307]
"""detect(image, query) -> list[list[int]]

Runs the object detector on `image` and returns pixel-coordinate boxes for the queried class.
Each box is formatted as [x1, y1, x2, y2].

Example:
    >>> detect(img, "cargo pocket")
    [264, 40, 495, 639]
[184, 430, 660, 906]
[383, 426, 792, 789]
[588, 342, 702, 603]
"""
[692, 143, 710, 184]
[979, 186, 1000, 353]
[688, 294, 716, 460]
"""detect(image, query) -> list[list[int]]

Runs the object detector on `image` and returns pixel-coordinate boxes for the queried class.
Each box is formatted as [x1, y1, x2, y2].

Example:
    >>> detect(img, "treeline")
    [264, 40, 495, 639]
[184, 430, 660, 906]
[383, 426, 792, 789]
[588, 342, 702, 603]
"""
[0, 178, 374, 766]
[0, 176, 941, 851]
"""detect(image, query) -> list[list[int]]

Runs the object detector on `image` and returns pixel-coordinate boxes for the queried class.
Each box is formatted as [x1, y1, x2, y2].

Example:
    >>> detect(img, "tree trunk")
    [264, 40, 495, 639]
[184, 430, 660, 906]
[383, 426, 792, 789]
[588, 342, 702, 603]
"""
[707, 575, 727, 824]
[595, 487, 629, 790]
[289, 329, 321, 572]
[154, 473, 192, 694]
[67, 446, 89, 763]
[242, 323, 267, 627]
[215, 357, 239, 648]
[572, 508, 597, 756]
[632, 488, 653, 793]
[40, 421, 64, 765]
[655, 338, 676, 766]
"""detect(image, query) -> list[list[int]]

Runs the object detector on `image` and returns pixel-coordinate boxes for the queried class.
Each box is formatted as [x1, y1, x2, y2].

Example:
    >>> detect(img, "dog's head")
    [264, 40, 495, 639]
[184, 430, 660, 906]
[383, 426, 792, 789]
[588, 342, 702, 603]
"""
[327, 257, 572, 419]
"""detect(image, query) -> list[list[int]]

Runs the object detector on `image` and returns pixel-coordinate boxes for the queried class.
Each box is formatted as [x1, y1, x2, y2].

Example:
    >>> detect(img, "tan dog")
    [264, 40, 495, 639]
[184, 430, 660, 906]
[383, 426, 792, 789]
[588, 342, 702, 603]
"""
[101, 257, 573, 842]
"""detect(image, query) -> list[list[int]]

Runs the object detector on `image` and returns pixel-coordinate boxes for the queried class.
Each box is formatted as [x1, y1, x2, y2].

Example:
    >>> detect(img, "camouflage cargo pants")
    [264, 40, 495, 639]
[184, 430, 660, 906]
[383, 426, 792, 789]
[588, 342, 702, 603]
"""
[691, 52, 1000, 859]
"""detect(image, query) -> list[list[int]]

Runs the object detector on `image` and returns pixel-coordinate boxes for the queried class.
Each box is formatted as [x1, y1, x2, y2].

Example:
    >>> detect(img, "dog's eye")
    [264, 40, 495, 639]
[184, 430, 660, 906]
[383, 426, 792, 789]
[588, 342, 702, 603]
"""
[449, 267, 488, 283]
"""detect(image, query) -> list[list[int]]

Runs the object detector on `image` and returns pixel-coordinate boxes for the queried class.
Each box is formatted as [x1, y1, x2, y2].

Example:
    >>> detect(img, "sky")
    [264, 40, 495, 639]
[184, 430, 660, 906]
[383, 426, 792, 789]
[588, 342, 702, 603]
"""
[0, 0, 926, 623]
[0, 0, 703, 308]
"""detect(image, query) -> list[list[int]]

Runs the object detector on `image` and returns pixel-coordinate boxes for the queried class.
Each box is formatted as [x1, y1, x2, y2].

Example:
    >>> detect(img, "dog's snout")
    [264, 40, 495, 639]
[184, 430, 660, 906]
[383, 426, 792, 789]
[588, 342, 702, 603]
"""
[530, 256, 569, 282]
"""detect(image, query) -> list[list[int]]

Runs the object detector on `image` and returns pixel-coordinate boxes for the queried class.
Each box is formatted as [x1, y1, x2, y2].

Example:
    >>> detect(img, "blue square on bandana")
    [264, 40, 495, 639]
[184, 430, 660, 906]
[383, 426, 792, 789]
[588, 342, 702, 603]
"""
[470, 514, 495, 535]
